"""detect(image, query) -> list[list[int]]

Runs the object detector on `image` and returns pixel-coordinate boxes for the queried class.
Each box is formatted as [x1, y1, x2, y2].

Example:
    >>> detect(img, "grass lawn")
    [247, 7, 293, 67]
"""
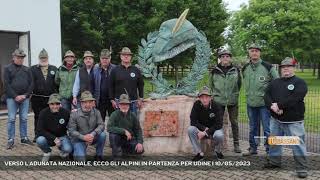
[143, 69, 320, 133]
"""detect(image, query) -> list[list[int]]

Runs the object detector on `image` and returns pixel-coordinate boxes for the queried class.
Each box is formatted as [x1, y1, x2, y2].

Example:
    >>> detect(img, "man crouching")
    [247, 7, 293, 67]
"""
[107, 94, 144, 160]
[68, 91, 106, 161]
[188, 86, 224, 161]
[36, 94, 72, 161]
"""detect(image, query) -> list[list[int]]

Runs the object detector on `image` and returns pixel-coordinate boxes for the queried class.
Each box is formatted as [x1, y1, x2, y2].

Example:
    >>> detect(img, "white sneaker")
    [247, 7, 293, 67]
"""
[42, 152, 51, 162]
[59, 151, 69, 158]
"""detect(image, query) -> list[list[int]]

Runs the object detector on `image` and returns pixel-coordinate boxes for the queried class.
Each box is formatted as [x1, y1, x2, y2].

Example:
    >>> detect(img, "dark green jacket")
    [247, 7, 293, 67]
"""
[55, 63, 78, 99]
[242, 59, 279, 107]
[107, 110, 143, 143]
[210, 64, 241, 106]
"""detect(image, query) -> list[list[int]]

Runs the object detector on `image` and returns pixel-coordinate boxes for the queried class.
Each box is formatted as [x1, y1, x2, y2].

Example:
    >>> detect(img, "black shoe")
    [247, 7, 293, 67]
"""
[215, 152, 224, 159]
[297, 172, 308, 178]
[263, 162, 281, 169]
[94, 155, 104, 161]
[68, 153, 74, 161]
[192, 153, 204, 161]
[7, 140, 14, 149]
[21, 138, 33, 145]
[111, 156, 123, 161]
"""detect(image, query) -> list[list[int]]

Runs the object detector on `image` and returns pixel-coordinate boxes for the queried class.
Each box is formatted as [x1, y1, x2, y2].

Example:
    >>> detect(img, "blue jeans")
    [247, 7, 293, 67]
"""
[115, 99, 138, 116]
[268, 117, 308, 172]
[36, 136, 72, 154]
[247, 105, 270, 153]
[187, 126, 224, 154]
[7, 98, 30, 141]
[72, 132, 106, 161]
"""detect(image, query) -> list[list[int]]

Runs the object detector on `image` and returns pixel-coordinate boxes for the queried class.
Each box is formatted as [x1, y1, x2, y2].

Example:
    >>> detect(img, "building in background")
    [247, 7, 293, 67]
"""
[0, 0, 62, 110]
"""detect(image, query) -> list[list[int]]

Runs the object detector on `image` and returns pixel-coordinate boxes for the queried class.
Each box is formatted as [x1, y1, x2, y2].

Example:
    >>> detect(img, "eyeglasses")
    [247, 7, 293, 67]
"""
[220, 55, 230, 58]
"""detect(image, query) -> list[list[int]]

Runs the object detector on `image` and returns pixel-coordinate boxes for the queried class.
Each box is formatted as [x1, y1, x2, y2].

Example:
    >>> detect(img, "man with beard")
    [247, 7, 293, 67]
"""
[30, 49, 58, 142]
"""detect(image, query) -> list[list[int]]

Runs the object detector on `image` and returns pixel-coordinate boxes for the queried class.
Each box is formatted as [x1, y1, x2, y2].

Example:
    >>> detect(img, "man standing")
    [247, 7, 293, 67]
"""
[30, 49, 58, 142]
[72, 51, 95, 108]
[242, 43, 279, 156]
[4, 49, 34, 149]
[210, 49, 242, 153]
[187, 86, 224, 161]
[109, 47, 144, 115]
[107, 94, 144, 159]
[93, 49, 116, 121]
[55, 50, 78, 111]
[68, 91, 106, 161]
[264, 57, 308, 178]
[36, 94, 72, 161]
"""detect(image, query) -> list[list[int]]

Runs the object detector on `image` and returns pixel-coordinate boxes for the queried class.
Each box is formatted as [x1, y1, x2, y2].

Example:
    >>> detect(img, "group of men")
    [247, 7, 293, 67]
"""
[190, 43, 308, 178]
[4, 47, 144, 161]
[3, 42, 308, 178]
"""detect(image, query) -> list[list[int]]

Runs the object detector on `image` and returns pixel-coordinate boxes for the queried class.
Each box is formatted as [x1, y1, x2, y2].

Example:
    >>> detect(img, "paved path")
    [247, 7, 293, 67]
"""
[0, 116, 319, 180]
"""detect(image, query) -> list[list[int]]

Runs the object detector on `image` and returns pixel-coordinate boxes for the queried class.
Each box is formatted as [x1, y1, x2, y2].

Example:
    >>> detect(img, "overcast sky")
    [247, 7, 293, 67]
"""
[223, 0, 249, 11]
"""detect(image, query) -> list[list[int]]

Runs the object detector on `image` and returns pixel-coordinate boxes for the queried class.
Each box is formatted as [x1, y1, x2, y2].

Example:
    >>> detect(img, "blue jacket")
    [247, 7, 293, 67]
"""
[93, 63, 116, 106]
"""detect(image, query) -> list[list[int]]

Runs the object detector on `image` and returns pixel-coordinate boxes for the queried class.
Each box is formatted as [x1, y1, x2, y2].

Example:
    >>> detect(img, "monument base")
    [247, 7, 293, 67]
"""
[139, 95, 217, 155]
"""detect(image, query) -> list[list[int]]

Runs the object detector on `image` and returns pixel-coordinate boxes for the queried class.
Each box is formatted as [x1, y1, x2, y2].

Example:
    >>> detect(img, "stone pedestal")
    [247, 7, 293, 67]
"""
[139, 95, 195, 154]
[139, 95, 231, 155]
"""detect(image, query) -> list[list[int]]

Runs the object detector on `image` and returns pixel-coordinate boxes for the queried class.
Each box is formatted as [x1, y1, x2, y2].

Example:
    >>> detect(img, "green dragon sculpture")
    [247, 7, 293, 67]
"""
[138, 9, 212, 99]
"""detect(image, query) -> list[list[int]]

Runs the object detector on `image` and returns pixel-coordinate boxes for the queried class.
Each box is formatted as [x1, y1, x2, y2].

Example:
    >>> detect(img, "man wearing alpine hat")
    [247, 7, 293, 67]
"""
[264, 57, 308, 178]
[108, 94, 144, 160]
[68, 91, 106, 161]
[109, 47, 144, 115]
[36, 93, 72, 161]
[187, 86, 224, 161]
[30, 49, 58, 142]
[242, 43, 279, 156]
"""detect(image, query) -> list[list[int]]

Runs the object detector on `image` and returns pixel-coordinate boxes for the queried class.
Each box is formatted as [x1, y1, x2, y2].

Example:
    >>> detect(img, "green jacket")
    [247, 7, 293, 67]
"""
[209, 64, 241, 106]
[242, 59, 279, 107]
[55, 63, 78, 99]
[107, 110, 143, 144]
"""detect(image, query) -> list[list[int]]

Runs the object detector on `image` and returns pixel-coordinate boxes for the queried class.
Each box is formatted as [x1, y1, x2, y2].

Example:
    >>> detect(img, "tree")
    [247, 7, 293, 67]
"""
[61, 0, 229, 66]
[228, 0, 320, 79]
[61, 0, 104, 57]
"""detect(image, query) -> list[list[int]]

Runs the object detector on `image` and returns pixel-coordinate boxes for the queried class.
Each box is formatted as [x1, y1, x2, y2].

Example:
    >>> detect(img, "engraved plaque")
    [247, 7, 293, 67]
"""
[144, 111, 179, 137]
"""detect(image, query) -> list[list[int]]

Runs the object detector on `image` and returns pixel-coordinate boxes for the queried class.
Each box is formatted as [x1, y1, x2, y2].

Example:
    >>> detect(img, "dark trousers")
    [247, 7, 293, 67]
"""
[31, 96, 49, 137]
[222, 105, 240, 146]
[98, 99, 114, 121]
[109, 133, 143, 157]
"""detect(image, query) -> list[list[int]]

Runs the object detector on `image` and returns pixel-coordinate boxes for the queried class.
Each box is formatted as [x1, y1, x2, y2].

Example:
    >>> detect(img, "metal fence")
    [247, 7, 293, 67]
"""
[236, 88, 320, 153]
